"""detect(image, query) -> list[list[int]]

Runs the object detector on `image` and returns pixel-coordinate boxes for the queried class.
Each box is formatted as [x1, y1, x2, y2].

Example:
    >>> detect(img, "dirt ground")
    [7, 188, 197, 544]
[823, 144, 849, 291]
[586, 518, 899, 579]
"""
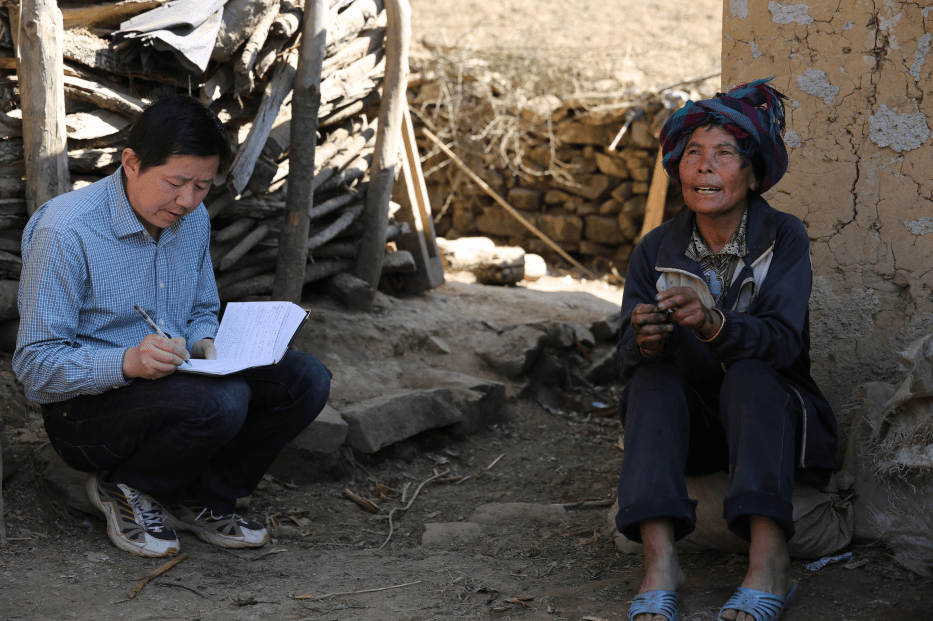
[2, 274, 933, 621]
[2, 1, 933, 620]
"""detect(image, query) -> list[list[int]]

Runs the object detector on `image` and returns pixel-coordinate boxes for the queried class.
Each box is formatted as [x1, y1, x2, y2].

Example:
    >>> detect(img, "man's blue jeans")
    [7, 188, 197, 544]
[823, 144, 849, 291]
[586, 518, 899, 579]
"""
[42, 350, 331, 514]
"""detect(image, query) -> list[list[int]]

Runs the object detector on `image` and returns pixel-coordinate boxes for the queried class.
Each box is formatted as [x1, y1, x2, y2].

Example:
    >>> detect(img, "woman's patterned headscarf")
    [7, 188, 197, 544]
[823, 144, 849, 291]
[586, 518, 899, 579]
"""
[659, 77, 788, 193]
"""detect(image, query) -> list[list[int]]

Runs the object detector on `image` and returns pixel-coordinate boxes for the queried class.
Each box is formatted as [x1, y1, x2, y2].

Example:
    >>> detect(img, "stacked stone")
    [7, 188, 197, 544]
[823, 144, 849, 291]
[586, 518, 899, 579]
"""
[415, 92, 684, 275]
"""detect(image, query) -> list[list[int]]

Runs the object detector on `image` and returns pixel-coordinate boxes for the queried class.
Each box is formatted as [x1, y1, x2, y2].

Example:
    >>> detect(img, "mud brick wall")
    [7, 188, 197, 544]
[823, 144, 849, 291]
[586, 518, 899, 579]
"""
[723, 1, 933, 423]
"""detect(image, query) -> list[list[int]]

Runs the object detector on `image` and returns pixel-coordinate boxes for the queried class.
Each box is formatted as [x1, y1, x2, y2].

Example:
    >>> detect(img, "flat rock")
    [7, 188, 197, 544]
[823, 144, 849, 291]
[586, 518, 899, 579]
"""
[341, 388, 462, 453]
[406, 370, 507, 435]
[422, 522, 486, 547]
[477, 324, 548, 378]
[468, 502, 569, 524]
[35, 444, 95, 516]
[591, 312, 621, 342]
[287, 404, 348, 455]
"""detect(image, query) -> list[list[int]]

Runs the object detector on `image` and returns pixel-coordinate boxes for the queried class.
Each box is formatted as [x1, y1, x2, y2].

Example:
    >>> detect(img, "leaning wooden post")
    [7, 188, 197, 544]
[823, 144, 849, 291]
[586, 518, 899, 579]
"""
[353, 0, 410, 294]
[17, 0, 70, 215]
[272, 0, 327, 302]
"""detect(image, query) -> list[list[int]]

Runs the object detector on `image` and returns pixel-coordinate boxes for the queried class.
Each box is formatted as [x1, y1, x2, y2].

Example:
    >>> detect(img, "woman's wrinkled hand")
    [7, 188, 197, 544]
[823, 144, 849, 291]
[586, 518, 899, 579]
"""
[631, 303, 674, 359]
[655, 287, 722, 340]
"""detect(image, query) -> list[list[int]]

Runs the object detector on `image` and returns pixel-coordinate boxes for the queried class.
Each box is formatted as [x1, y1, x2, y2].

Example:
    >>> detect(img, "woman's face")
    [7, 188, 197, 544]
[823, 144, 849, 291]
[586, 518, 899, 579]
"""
[678, 125, 757, 221]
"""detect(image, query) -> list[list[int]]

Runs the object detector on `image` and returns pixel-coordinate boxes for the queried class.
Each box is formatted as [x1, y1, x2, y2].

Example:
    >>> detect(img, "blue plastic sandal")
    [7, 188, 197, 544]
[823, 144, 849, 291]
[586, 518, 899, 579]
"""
[719, 582, 798, 621]
[628, 590, 679, 621]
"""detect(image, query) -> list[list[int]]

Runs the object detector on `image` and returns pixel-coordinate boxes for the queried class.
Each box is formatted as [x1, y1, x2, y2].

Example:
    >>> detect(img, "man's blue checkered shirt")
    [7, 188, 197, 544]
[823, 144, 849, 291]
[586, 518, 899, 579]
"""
[13, 168, 220, 404]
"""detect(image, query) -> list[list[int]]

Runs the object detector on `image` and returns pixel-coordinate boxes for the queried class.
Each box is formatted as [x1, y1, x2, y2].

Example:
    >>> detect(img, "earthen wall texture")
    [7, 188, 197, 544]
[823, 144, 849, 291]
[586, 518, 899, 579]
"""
[723, 1, 933, 424]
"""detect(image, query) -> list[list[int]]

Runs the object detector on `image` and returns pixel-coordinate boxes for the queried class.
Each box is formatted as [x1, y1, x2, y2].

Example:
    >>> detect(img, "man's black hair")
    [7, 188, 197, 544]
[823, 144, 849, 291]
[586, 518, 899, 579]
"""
[125, 95, 233, 175]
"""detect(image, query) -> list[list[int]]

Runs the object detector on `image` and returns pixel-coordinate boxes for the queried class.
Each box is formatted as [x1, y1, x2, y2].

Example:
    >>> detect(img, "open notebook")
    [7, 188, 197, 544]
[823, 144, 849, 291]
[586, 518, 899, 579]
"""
[178, 301, 310, 375]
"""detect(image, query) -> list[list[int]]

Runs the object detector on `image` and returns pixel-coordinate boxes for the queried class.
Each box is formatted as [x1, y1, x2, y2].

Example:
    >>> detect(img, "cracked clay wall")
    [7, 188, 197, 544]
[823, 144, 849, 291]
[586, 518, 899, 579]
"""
[723, 1, 933, 433]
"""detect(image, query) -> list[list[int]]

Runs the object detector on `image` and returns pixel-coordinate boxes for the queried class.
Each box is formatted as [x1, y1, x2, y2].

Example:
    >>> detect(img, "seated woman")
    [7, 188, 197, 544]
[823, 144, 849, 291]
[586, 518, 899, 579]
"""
[616, 79, 837, 621]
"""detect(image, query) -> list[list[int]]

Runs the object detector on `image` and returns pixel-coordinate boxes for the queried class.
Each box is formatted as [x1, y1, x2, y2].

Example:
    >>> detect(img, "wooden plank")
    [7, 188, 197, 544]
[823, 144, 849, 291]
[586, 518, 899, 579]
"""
[60, 0, 167, 31]
[17, 0, 70, 214]
[354, 0, 409, 293]
[638, 147, 667, 241]
[392, 101, 444, 292]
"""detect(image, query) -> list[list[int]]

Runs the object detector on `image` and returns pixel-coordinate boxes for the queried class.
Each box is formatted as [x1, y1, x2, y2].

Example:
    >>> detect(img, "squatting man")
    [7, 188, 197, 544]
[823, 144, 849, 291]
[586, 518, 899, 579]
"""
[14, 95, 332, 557]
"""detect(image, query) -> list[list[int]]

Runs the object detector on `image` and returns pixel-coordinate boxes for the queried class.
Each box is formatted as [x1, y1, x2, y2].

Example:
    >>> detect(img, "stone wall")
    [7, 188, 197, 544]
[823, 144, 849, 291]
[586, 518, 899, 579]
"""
[722, 1, 933, 427]
[412, 82, 697, 274]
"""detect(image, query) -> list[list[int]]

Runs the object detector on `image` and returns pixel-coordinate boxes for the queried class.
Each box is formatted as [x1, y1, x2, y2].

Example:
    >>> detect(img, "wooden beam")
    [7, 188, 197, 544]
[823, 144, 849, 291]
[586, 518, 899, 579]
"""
[17, 0, 70, 215]
[638, 147, 667, 240]
[354, 0, 410, 292]
[272, 0, 327, 302]
[60, 0, 167, 31]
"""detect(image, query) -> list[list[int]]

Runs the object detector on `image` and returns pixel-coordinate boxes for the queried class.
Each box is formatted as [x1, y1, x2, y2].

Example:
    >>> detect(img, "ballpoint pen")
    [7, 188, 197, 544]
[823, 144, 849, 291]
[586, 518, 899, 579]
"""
[134, 304, 191, 366]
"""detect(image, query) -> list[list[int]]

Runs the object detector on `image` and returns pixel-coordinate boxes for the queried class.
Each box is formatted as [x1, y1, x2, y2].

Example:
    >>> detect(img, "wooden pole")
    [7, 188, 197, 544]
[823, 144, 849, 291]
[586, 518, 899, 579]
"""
[353, 0, 410, 293]
[638, 147, 667, 241]
[422, 129, 597, 279]
[272, 0, 327, 302]
[17, 0, 70, 214]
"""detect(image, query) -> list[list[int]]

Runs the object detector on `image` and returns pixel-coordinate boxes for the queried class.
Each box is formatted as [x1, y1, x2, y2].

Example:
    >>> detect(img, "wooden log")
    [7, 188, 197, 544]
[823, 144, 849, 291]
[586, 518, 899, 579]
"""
[320, 48, 384, 104]
[201, 65, 234, 105]
[385, 220, 410, 242]
[312, 240, 358, 258]
[206, 188, 240, 220]
[227, 49, 298, 195]
[354, 0, 409, 291]
[308, 202, 364, 250]
[216, 261, 276, 290]
[66, 110, 131, 142]
[311, 124, 376, 193]
[63, 27, 184, 86]
[319, 91, 379, 129]
[381, 249, 415, 273]
[0, 178, 25, 200]
[214, 217, 257, 243]
[218, 273, 274, 301]
[17, 0, 70, 215]
[0, 139, 24, 166]
[271, 7, 302, 38]
[273, 0, 326, 303]
[321, 27, 384, 76]
[308, 189, 361, 220]
[219, 221, 273, 271]
[235, 246, 279, 268]
[64, 74, 146, 118]
[315, 151, 371, 193]
[246, 153, 280, 196]
[60, 1, 167, 31]
[233, 1, 280, 97]
[68, 148, 121, 174]
[213, 0, 278, 63]
[304, 258, 354, 282]
[326, 0, 384, 56]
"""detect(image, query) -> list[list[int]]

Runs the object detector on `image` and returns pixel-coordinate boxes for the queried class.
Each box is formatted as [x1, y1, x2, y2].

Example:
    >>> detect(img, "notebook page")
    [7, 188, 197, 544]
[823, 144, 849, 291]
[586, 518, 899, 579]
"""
[183, 358, 256, 375]
[214, 302, 290, 363]
[272, 304, 308, 362]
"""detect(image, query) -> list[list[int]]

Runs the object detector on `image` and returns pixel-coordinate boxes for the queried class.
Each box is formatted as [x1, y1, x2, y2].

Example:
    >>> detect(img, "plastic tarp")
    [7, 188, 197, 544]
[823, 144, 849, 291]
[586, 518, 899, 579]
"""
[112, 0, 228, 74]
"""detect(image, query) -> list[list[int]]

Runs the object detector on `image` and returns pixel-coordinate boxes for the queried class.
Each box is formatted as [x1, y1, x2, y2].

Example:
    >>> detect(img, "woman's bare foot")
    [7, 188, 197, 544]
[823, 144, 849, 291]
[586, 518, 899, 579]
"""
[634, 519, 685, 621]
[720, 516, 791, 621]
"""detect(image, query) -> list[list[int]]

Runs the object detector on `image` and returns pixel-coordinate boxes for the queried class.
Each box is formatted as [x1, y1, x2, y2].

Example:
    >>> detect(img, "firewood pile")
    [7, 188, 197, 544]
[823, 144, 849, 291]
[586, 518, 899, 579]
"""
[409, 51, 717, 276]
[0, 0, 419, 310]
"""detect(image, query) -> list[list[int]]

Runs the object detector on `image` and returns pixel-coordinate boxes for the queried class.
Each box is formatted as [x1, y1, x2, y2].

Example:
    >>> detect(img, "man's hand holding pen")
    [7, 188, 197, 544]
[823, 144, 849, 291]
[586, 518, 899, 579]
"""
[123, 333, 190, 380]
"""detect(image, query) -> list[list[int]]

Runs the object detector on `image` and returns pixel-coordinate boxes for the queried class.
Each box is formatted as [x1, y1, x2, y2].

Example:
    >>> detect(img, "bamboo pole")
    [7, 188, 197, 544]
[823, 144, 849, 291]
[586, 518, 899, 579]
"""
[272, 0, 327, 302]
[422, 129, 596, 279]
[17, 0, 70, 214]
[353, 0, 410, 294]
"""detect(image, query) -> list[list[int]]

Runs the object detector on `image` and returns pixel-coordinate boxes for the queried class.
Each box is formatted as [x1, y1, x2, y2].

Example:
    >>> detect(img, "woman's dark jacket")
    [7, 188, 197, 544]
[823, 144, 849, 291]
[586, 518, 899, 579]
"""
[617, 195, 837, 472]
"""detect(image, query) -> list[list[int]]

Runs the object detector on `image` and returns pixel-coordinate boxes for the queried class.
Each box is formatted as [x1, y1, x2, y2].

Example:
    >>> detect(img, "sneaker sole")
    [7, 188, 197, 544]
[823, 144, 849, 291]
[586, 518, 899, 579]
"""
[163, 510, 268, 549]
[85, 476, 179, 558]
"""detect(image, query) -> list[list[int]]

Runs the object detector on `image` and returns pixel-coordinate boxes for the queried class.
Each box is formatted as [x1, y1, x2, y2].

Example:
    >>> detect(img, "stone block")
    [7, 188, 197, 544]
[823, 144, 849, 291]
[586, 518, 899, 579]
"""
[535, 213, 583, 244]
[584, 215, 625, 245]
[341, 388, 462, 454]
[575, 202, 598, 216]
[623, 195, 649, 217]
[507, 187, 542, 211]
[524, 254, 547, 280]
[591, 312, 622, 342]
[452, 203, 477, 234]
[615, 244, 635, 271]
[555, 173, 614, 201]
[595, 151, 630, 178]
[524, 144, 552, 169]
[599, 198, 623, 215]
[586, 348, 621, 386]
[476, 206, 532, 239]
[519, 94, 563, 124]
[629, 117, 657, 148]
[327, 273, 374, 312]
[629, 165, 651, 182]
[611, 181, 635, 203]
[418, 371, 508, 435]
[544, 189, 573, 205]
[632, 181, 650, 194]
[477, 325, 548, 378]
[288, 405, 347, 455]
[579, 240, 615, 258]
[617, 212, 641, 241]
[35, 444, 95, 516]
[556, 120, 611, 146]
[422, 522, 486, 547]
[567, 154, 598, 175]
[468, 502, 569, 524]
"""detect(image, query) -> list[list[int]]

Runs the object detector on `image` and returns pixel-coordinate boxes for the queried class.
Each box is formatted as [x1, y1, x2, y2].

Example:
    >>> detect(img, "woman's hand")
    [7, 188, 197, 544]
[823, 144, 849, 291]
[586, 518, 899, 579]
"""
[631, 303, 674, 359]
[655, 287, 722, 340]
